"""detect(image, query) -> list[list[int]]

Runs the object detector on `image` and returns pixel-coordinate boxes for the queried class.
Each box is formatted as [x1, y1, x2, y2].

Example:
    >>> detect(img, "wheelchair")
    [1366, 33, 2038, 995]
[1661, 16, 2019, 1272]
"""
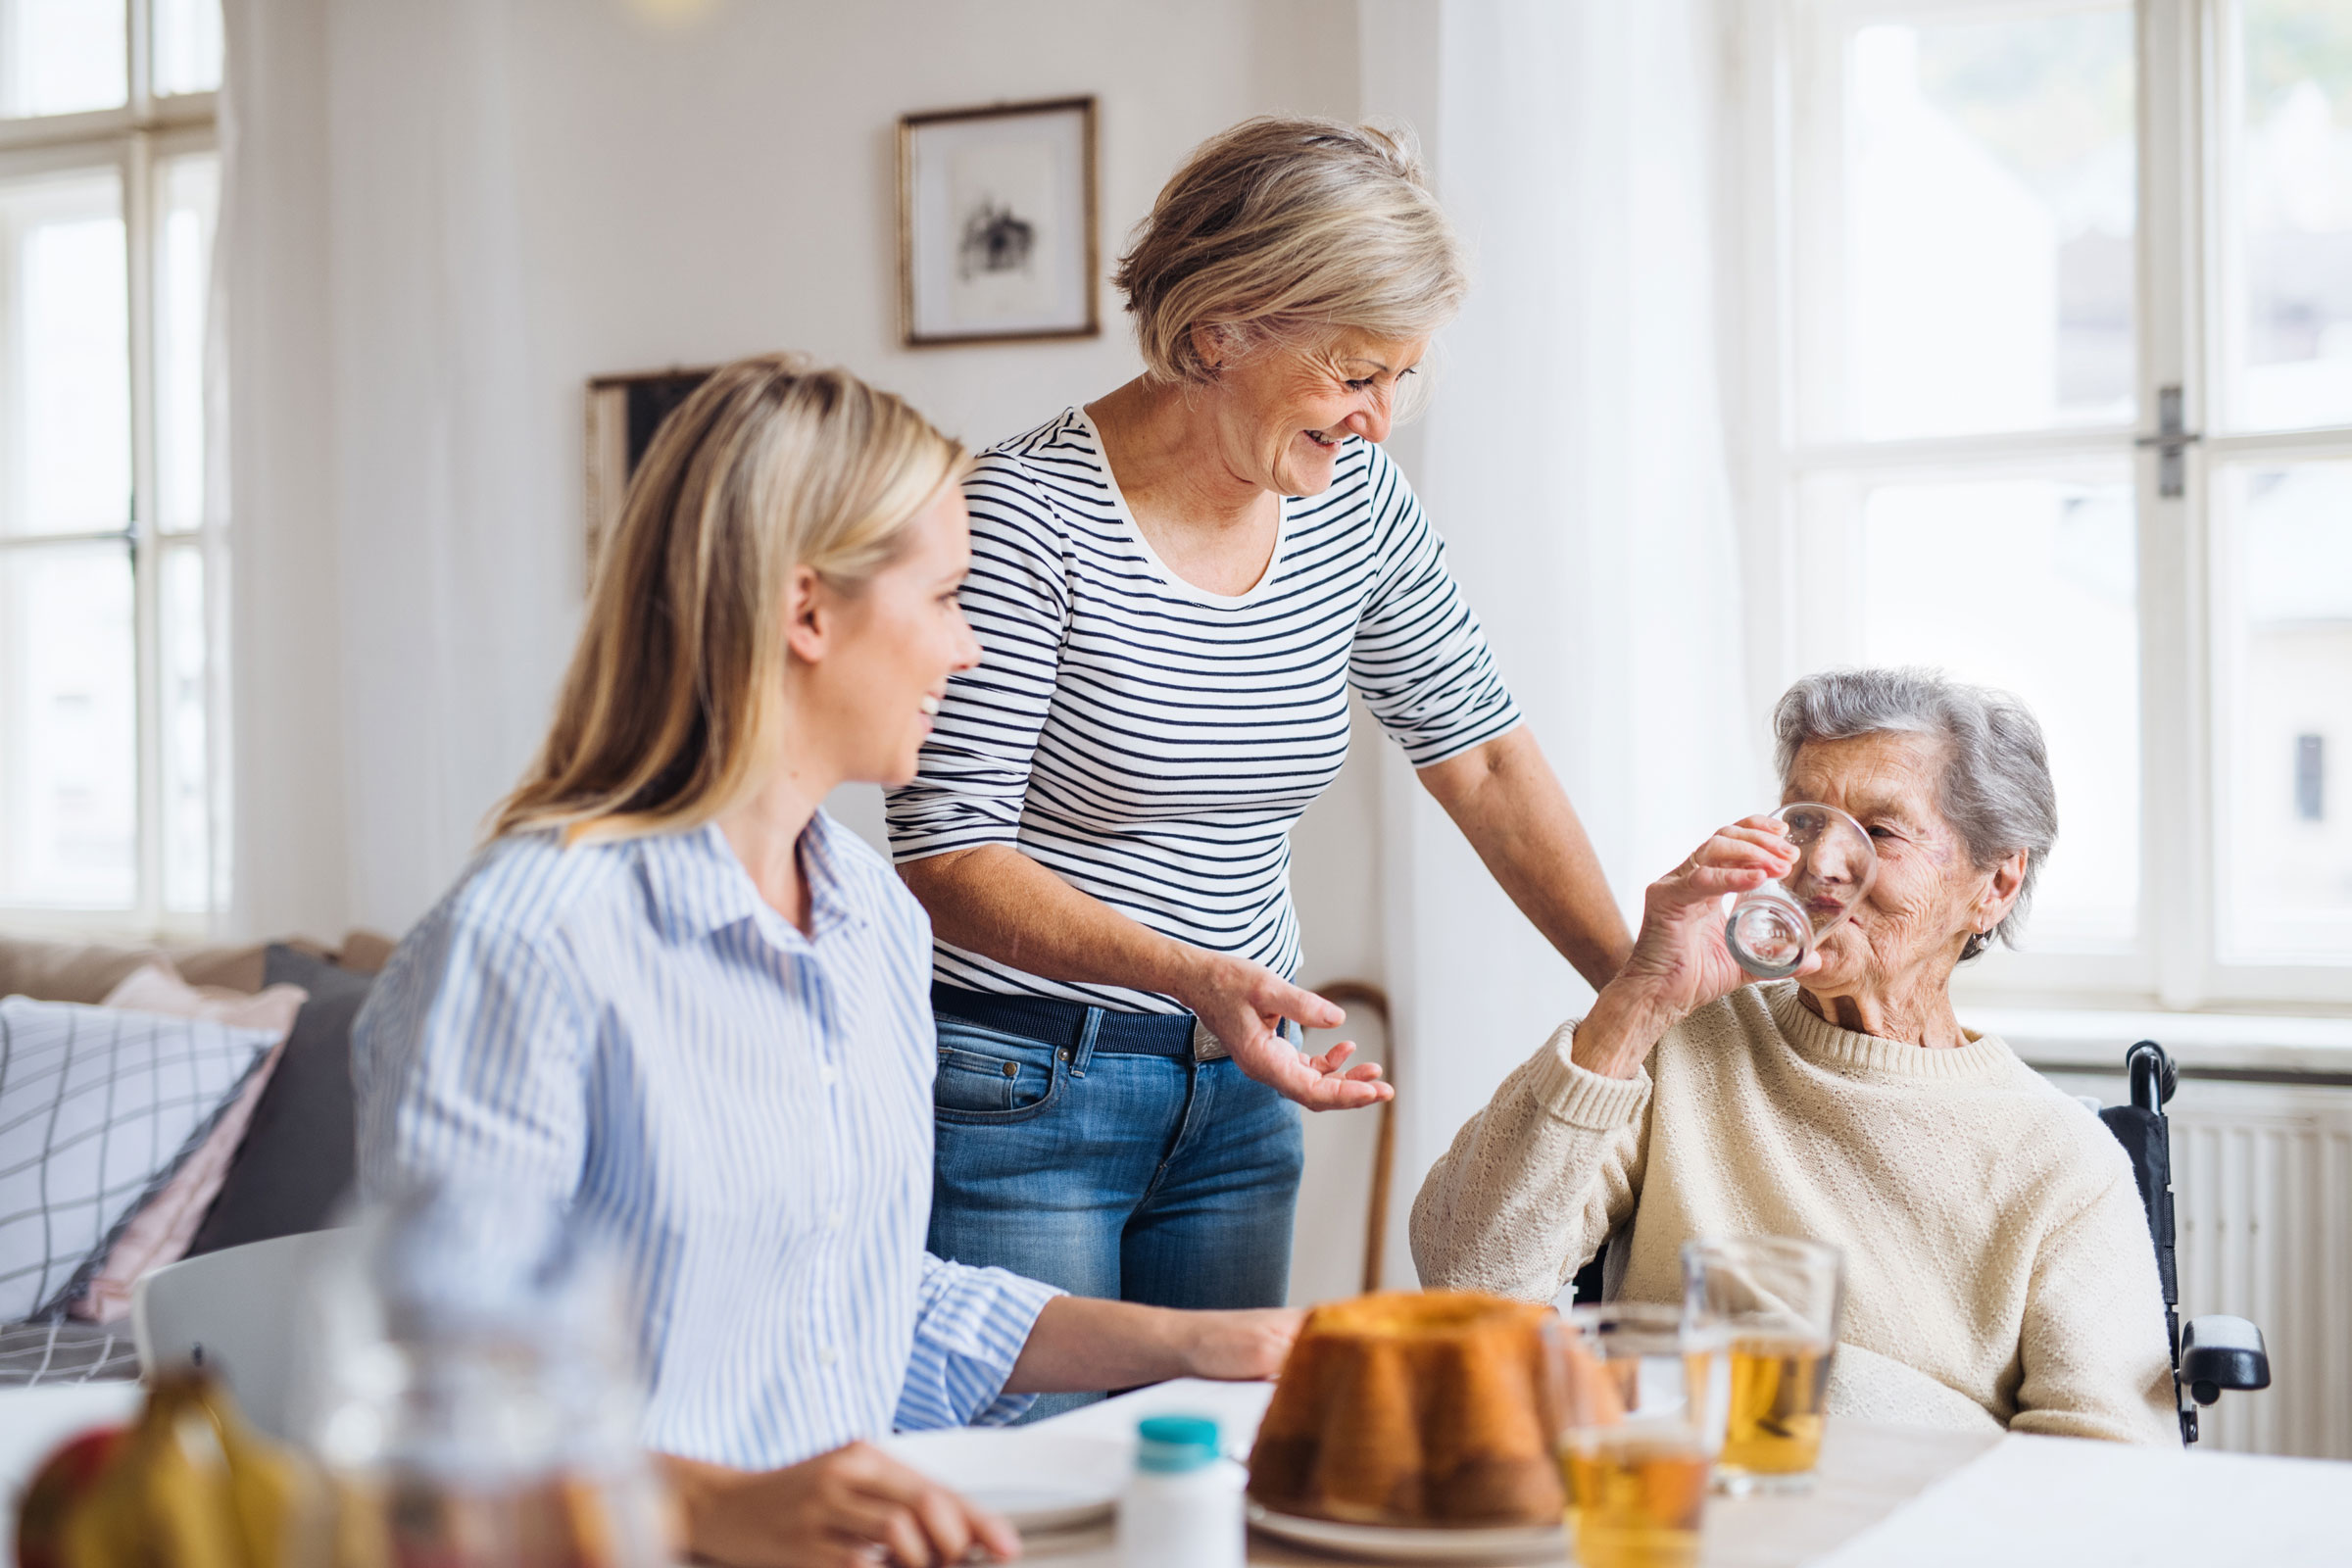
[1566, 1037, 2271, 1446]
[2100, 1039, 2271, 1446]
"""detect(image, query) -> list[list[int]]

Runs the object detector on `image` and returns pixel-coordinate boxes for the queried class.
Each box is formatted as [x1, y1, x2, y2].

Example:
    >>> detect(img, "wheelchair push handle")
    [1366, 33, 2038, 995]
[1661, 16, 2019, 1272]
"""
[2126, 1039, 2178, 1112]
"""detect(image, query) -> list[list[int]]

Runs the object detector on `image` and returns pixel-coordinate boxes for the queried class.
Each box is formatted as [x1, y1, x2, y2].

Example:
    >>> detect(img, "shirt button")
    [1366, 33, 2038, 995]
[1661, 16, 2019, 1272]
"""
[818, 1347, 840, 1368]
[824, 1208, 844, 1230]
[817, 1063, 840, 1087]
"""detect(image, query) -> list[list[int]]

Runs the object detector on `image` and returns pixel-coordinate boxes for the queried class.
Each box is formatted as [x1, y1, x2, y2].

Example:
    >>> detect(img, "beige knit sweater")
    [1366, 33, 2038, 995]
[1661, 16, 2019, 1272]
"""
[1409, 982, 2177, 1444]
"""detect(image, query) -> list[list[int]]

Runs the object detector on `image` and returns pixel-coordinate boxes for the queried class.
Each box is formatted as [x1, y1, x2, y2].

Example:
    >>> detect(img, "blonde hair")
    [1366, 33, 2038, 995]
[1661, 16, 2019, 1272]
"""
[495, 354, 964, 845]
[1114, 116, 1467, 384]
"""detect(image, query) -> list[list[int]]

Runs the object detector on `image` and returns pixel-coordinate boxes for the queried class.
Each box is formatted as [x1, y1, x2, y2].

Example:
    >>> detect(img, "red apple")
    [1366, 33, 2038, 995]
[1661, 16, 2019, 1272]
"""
[15, 1425, 126, 1568]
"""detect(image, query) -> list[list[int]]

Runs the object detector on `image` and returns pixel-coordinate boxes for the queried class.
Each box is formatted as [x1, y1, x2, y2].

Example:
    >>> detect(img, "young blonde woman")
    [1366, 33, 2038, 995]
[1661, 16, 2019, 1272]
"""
[888, 118, 1633, 1329]
[355, 357, 1298, 1568]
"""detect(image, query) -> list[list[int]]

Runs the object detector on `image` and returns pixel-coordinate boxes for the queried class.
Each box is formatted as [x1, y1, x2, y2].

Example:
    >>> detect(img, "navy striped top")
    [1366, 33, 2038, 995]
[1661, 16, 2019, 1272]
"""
[886, 409, 1523, 1012]
[353, 812, 1061, 1468]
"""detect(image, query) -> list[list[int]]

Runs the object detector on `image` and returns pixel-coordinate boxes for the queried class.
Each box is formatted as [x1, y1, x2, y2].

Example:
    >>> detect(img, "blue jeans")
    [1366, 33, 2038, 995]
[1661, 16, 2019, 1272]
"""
[927, 1004, 1304, 1411]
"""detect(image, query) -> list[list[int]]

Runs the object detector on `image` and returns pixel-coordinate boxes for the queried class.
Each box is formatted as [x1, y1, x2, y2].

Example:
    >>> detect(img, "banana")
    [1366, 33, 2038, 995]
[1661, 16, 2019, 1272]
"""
[47, 1370, 324, 1568]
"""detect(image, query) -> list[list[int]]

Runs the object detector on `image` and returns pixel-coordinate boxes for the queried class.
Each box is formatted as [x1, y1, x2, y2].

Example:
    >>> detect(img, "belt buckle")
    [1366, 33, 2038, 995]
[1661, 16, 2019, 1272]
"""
[1189, 1019, 1230, 1062]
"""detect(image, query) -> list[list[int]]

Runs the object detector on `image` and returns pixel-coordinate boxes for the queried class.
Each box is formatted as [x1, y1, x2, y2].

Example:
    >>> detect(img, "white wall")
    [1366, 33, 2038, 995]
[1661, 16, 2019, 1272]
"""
[229, 0, 1389, 962]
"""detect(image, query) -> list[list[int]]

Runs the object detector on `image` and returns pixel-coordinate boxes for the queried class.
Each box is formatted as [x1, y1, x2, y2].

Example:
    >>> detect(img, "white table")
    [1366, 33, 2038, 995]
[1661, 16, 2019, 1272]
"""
[1007, 1380, 2352, 1567]
[12, 1378, 2345, 1566]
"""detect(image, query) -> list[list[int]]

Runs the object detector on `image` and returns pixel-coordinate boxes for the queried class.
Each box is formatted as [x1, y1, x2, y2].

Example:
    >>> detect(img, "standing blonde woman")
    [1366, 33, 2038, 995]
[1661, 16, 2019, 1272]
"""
[888, 119, 1633, 1329]
[356, 357, 1299, 1568]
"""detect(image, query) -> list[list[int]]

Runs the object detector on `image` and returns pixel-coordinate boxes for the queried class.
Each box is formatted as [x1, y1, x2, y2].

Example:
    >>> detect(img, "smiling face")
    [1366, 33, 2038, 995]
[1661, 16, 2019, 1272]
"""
[791, 481, 980, 787]
[1197, 328, 1429, 497]
[1782, 731, 2022, 1004]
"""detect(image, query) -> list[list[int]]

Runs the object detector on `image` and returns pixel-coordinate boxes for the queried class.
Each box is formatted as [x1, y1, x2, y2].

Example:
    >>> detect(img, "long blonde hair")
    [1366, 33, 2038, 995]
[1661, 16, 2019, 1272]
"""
[496, 354, 964, 844]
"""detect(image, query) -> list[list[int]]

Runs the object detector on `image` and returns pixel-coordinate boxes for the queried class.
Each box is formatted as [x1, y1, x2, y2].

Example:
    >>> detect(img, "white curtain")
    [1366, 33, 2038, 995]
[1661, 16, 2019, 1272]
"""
[225, 0, 562, 940]
[326, 0, 568, 934]
[1362, 0, 1761, 1284]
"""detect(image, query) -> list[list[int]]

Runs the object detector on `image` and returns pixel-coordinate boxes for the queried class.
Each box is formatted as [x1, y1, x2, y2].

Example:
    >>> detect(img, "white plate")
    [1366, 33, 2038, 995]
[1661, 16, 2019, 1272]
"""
[881, 1428, 1128, 1535]
[1246, 1501, 1567, 1564]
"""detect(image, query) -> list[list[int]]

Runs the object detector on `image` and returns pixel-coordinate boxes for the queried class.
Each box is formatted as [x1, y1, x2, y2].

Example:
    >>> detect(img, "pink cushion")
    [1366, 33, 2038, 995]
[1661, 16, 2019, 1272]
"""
[68, 963, 308, 1322]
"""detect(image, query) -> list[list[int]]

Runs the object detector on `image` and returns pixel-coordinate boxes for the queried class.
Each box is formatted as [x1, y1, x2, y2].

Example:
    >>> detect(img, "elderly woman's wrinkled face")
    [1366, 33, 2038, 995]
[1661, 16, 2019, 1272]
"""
[1205, 330, 1428, 497]
[1782, 732, 2007, 997]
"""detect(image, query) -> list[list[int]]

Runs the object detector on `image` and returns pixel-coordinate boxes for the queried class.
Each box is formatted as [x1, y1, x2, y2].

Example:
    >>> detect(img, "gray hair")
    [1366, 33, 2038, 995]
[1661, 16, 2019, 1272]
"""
[1772, 668, 2056, 960]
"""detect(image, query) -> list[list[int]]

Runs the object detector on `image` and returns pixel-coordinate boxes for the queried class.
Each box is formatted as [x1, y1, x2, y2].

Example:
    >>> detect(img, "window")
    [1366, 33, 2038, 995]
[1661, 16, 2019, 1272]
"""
[0, 0, 223, 935]
[1747, 0, 2352, 1006]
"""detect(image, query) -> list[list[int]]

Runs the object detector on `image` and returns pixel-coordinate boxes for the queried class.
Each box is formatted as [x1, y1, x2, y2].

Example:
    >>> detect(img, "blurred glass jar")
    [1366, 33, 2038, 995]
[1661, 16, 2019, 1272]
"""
[296, 1185, 672, 1568]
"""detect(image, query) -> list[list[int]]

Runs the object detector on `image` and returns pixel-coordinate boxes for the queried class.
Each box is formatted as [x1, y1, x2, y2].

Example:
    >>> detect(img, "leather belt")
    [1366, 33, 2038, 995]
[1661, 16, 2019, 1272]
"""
[931, 985, 1228, 1060]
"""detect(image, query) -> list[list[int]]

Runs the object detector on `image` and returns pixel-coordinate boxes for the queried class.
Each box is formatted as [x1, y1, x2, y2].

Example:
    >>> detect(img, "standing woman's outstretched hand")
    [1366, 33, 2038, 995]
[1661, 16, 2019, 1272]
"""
[1175, 952, 1394, 1111]
[1573, 815, 1821, 1081]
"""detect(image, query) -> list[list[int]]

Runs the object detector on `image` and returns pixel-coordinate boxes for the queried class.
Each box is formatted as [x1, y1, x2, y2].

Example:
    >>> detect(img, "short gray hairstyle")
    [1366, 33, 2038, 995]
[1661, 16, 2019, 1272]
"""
[1113, 116, 1468, 385]
[1772, 668, 2057, 960]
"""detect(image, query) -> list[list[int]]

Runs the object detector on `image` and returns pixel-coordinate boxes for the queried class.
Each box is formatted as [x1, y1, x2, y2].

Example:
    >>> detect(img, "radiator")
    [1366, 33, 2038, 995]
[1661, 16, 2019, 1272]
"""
[2046, 1071, 2352, 1460]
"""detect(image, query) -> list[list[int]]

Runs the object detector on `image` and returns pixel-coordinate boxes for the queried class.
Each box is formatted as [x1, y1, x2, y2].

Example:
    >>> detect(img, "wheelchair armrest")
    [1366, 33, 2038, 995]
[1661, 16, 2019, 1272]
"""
[2181, 1315, 2270, 1403]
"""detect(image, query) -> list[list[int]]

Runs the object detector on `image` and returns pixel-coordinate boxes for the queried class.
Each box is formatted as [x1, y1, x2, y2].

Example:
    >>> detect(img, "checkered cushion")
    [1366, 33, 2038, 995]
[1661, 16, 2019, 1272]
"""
[0, 997, 273, 1323]
[0, 1315, 138, 1385]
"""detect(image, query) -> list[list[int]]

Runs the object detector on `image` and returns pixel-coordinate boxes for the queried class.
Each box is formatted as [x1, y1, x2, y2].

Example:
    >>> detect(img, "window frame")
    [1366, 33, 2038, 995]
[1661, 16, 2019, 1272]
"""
[1738, 0, 2352, 1012]
[0, 0, 220, 940]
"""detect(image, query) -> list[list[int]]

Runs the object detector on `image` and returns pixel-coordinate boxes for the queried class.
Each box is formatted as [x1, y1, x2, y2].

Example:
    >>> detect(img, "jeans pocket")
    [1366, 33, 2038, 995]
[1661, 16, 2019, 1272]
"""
[932, 1020, 1061, 1122]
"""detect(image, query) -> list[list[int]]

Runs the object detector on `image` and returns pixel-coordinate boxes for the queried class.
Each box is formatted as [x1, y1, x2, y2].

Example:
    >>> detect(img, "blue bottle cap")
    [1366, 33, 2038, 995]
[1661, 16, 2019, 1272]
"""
[1136, 1414, 1221, 1473]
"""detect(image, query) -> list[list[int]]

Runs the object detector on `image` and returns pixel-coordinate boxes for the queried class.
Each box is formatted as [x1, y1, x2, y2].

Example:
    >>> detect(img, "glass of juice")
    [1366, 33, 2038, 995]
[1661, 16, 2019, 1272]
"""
[1557, 1301, 1728, 1568]
[1682, 1236, 1845, 1494]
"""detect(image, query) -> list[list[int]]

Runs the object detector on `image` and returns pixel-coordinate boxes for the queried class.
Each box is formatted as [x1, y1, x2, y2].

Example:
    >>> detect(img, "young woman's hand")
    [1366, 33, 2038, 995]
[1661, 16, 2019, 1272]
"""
[662, 1443, 1020, 1568]
[1175, 953, 1393, 1111]
[1178, 1306, 1306, 1381]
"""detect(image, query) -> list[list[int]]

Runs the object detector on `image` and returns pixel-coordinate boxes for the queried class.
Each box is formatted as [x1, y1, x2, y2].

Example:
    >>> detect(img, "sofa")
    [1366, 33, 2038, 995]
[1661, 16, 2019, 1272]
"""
[0, 933, 385, 1386]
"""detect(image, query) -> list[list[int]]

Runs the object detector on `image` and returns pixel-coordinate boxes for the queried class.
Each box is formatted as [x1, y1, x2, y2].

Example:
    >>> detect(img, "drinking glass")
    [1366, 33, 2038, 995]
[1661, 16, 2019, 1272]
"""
[1682, 1237, 1845, 1494]
[1722, 804, 1878, 980]
[1556, 1301, 1728, 1568]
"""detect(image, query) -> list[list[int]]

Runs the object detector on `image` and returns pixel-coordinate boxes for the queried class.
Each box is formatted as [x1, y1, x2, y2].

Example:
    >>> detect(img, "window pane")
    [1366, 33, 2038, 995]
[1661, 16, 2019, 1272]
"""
[2225, 0, 2352, 431]
[1833, 9, 2135, 441]
[161, 543, 216, 912]
[0, 540, 134, 907]
[2215, 460, 2352, 962]
[2, 166, 128, 537]
[155, 152, 219, 534]
[153, 0, 221, 97]
[0, 0, 124, 118]
[1807, 471, 2140, 948]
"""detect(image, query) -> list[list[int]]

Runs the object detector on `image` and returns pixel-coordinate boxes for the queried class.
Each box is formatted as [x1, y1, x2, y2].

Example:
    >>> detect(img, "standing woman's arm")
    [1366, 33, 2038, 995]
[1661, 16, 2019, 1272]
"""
[1417, 728, 1630, 990]
[1348, 456, 1631, 992]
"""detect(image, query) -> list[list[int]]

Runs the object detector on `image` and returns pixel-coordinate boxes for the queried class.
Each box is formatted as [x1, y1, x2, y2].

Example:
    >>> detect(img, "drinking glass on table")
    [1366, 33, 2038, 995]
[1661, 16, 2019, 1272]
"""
[1557, 1301, 1729, 1568]
[1682, 1236, 1845, 1494]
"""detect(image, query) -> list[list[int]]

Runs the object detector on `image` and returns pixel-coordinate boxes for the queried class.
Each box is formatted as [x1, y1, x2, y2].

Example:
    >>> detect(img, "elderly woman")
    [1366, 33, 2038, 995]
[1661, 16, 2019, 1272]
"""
[886, 117, 1631, 1323]
[1411, 669, 2176, 1443]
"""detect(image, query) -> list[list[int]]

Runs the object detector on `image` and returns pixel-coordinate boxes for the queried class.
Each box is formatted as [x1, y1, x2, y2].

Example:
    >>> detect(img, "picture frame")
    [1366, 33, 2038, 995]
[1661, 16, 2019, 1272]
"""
[583, 366, 714, 583]
[898, 95, 1099, 347]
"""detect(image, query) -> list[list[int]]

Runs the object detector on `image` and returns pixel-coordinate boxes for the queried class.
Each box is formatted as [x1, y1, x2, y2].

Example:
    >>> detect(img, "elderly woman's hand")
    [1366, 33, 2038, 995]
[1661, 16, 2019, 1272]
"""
[1570, 815, 1815, 1079]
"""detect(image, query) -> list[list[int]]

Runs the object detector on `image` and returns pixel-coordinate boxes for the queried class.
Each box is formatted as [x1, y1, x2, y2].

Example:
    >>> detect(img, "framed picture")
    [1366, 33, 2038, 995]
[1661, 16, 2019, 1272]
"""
[899, 95, 1099, 347]
[583, 367, 713, 582]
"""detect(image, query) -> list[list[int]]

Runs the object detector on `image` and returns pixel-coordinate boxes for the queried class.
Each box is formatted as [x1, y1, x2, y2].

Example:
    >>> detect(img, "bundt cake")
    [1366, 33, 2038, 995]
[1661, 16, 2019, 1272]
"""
[1246, 1291, 1567, 1528]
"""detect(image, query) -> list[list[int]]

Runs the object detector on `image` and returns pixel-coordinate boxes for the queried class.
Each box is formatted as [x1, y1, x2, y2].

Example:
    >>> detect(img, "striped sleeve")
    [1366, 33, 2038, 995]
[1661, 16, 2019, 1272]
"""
[893, 1252, 1064, 1431]
[1348, 451, 1524, 765]
[353, 903, 591, 1205]
[885, 454, 1072, 861]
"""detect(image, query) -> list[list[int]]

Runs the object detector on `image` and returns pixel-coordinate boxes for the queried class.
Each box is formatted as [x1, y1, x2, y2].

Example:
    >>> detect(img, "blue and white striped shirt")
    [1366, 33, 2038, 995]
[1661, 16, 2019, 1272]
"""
[887, 410, 1522, 1011]
[353, 811, 1062, 1469]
